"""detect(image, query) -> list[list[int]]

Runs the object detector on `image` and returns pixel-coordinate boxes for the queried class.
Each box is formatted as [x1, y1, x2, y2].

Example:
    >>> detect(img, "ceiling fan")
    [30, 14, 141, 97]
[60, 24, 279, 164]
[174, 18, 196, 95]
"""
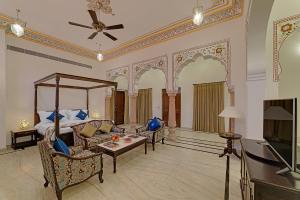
[68, 10, 124, 41]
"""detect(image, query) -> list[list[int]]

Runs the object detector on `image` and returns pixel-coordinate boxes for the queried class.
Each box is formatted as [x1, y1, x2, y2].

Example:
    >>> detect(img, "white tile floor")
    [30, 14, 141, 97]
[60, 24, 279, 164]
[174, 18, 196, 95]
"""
[0, 129, 242, 200]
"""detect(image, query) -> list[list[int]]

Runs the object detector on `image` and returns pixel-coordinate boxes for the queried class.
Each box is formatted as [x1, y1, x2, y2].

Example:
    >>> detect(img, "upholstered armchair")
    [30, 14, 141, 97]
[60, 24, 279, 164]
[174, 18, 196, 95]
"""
[38, 128, 103, 200]
[136, 118, 165, 151]
[72, 120, 125, 150]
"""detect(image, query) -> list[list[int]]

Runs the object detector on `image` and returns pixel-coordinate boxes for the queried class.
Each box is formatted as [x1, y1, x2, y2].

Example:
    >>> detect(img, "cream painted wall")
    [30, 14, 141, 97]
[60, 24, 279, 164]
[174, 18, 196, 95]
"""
[101, 7, 248, 134]
[5, 36, 105, 145]
[0, 30, 6, 149]
[138, 69, 166, 119]
[177, 57, 229, 129]
[114, 76, 129, 91]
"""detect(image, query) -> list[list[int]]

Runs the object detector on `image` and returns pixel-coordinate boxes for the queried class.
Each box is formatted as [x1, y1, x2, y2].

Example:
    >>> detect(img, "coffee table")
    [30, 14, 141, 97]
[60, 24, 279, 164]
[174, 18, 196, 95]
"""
[97, 135, 147, 173]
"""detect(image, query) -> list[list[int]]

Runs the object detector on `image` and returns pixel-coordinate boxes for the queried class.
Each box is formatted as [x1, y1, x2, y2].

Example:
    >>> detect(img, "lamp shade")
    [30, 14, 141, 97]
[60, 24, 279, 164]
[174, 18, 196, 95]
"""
[219, 106, 241, 119]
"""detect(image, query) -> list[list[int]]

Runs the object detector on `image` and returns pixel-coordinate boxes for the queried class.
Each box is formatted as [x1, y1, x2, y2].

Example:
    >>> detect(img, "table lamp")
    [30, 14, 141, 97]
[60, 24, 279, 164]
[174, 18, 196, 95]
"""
[19, 119, 30, 130]
[219, 106, 241, 135]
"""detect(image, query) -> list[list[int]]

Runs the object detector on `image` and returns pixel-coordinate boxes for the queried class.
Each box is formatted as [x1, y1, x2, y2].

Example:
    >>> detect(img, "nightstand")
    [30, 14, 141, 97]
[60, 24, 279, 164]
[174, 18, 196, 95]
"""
[11, 128, 38, 150]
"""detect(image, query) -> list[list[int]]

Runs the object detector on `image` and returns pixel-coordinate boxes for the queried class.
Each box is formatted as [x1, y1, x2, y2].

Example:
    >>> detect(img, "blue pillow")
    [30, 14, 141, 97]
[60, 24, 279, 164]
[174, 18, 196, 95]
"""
[76, 110, 88, 120]
[47, 112, 64, 122]
[53, 137, 70, 155]
[148, 117, 161, 131]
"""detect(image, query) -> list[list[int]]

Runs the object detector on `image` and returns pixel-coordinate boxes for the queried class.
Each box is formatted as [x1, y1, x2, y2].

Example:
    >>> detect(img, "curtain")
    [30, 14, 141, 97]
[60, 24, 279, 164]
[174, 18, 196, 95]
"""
[193, 82, 225, 133]
[124, 90, 130, 124]
[109, 89, 115, 120]
[137, 88, 152, 125]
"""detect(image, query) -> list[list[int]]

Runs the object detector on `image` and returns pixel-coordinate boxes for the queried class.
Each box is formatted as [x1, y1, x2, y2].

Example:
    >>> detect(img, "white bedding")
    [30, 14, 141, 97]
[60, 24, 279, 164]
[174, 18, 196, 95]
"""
[35, 119, 91, 135]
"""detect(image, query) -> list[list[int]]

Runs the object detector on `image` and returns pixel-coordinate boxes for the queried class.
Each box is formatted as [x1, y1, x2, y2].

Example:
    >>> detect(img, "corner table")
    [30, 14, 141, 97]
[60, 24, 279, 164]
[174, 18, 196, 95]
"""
[218, 132, 242, 159]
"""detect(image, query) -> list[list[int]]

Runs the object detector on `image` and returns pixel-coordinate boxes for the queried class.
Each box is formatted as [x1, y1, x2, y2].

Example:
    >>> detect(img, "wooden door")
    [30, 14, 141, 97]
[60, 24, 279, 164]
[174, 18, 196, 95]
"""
[175, 89, 181, 127]
[162, 89, 169, 126]
[162, 89, 181, 127]
[114, 91, 125, 125]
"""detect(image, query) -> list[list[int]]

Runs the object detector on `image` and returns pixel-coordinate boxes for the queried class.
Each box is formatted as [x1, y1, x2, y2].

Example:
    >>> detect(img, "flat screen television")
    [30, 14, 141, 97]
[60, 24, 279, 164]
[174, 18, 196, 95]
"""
[263, 98, 297, 174]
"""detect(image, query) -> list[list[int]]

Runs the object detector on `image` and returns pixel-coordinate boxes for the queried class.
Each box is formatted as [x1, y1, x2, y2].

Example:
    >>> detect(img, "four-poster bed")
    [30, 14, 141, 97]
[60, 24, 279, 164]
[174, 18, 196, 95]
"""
[34, 73, 117, 142]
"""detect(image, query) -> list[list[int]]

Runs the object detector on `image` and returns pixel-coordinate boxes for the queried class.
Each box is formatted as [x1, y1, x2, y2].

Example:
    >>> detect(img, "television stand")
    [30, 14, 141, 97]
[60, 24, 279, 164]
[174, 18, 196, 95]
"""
[276, 167, 291, 175]
[240, 139, 300, 200]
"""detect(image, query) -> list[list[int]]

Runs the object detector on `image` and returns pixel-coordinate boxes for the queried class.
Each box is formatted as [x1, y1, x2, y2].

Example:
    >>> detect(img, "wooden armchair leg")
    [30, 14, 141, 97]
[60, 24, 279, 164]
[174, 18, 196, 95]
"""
[43, 176, 49, 188]
[162, 138, 165, 144]
[99, 170, 104, 183]
[56, 190, 62, 200]
[152, 142, 155, 151]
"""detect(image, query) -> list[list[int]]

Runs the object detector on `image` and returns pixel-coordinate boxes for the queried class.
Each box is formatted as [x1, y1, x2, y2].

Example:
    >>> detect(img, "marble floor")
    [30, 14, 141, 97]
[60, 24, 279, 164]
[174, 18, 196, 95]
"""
[0, 129, 242, 200]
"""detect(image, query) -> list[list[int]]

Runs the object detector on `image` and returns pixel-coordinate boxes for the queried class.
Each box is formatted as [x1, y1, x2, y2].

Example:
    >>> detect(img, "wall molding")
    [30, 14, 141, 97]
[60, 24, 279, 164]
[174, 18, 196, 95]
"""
[7, 45, 93, 69]
[247, 72, 266, 81]
[172, 39, 231, 91]
[0, 0, 243, 61]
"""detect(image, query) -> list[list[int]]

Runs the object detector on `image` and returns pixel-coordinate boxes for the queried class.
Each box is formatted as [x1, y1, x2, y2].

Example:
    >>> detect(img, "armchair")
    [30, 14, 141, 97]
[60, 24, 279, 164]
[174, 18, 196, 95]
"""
[136, 118, 165, 151]
[72, 120, 125, 150]
[38, 128, 103, 200]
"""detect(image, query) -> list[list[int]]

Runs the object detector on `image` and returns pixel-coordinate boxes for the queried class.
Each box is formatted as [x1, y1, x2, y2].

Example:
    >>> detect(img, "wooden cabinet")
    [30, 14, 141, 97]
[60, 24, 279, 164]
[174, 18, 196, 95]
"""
[240, 139, 300, 200]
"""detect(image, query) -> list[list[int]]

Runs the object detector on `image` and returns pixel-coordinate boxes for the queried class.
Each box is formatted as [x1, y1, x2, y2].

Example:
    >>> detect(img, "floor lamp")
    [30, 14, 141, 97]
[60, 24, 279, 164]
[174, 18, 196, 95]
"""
[219, 106, 241, 135]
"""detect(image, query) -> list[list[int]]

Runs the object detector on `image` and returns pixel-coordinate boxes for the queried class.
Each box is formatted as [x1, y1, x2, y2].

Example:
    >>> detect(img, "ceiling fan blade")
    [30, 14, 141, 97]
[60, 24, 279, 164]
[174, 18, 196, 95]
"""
[105, 24, 124, 30]
[69, 22, 93, 29]
[88, 32, 98, 39]
[103, 32, 117, 41]
[88, 10, 99, 25]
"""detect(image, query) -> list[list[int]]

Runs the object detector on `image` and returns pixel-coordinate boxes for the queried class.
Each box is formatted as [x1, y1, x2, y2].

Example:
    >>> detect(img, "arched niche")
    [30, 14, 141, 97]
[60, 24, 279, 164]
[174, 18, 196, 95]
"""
[132, 55, 168, 94]
[177, 56, 231, 129]
[173, 40, 233, 93]
[106, 66, 129, 95]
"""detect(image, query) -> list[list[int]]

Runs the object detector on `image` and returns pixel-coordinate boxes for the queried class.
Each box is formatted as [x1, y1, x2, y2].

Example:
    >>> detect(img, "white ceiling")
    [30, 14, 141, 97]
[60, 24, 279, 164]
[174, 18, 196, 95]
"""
[0, 0, 218, 51]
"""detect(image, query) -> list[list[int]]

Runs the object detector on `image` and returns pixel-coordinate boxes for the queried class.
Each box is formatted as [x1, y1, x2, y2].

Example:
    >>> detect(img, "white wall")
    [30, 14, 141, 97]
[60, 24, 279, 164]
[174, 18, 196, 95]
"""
[138, 69, 166, 119]
[114, 76, 129, 91]
[101, 7, 248, 135]
[177, 57, 229, 129]
[0, 30, 6, 149]
[5, 36, 105, 145]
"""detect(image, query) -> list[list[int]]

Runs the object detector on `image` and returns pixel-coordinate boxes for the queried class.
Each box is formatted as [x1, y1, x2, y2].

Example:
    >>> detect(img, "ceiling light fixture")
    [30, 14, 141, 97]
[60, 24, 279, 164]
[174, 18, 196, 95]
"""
[193, 0, 204, 26]
[10, 9, 26, 37]
[96, 43, 104, 61]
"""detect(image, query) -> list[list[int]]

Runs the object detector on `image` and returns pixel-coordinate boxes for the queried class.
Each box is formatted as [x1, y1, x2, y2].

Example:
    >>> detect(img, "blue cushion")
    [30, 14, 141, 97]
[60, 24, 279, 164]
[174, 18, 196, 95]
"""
[53, 137, 70, 155]
[76, 110, 88, 120]
[148, 117, 161, 131]
[47, 112, 64, 122]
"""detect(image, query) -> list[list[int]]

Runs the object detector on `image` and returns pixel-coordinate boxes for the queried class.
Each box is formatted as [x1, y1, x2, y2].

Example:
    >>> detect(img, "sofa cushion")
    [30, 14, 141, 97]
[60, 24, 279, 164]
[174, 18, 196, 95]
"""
[80, 123, 97, 138]
[99, 124, 113, 133]
[53, 137, 70, 155]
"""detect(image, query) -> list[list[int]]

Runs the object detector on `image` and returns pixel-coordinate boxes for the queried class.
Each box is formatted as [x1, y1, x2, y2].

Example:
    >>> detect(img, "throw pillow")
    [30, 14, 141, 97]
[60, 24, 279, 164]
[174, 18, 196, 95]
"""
[53, 137, 70, 155]
[76, 110, 88, 120]
[80, 123, 97, 137]
[148, 117, 161, 131]
[47, 112, 64, 122]
[99, 124, 113, 133]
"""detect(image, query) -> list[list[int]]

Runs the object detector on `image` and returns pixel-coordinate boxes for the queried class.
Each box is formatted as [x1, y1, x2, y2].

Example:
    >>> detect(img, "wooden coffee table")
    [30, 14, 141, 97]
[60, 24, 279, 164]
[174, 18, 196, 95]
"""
[97, 135, 147, 173]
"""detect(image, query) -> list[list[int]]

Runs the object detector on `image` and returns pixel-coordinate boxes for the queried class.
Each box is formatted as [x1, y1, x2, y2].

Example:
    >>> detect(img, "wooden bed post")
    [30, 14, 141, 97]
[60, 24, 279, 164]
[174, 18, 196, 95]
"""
[114, 85, 117, 122]
[86, 89, 89, 116]
[55, 75, 60, 137]
[34, 85, 38, 125]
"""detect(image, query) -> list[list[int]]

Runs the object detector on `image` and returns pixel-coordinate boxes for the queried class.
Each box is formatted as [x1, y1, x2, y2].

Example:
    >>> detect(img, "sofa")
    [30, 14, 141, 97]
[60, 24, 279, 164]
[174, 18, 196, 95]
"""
[38, 128, 103, 200]
[72, 120, 125, 150]
[136, 118, 165, 151]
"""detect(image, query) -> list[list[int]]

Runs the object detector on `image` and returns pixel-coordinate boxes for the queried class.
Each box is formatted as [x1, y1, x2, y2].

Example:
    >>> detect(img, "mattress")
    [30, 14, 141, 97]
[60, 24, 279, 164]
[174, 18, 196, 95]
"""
[35, 119, 91, 135]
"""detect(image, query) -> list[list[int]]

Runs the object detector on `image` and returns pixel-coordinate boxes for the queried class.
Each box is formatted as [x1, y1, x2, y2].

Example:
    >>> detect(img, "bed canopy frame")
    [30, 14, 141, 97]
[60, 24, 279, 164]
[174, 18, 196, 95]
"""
[34, 73, 117, 137]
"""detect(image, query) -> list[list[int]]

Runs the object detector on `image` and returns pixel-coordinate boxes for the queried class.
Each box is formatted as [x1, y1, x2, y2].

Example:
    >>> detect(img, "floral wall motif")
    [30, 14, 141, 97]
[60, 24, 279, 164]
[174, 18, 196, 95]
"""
[106, 66, 129, 95]
[173, 39, 231, 91]
[273, 14, 300, 81]
[132, 55, 168, 94]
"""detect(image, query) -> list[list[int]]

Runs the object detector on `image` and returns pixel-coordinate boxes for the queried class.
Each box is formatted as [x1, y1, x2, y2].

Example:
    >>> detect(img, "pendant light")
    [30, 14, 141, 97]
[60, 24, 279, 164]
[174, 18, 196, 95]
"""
[193, 0, 204, 26]
[10, 9, 26, 37]
[96, 43, 104, 61]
